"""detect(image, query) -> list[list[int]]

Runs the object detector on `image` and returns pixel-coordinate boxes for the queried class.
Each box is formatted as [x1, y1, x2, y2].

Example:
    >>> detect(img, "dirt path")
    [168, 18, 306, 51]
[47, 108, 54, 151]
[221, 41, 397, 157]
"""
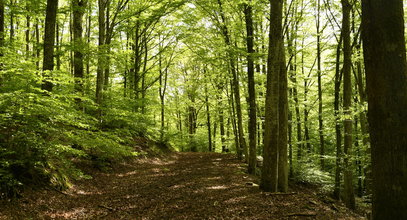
[0, 153, 363, 219]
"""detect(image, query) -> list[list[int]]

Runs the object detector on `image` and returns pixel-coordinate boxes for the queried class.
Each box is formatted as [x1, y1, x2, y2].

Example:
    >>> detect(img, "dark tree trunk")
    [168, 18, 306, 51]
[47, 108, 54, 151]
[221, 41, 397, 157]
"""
[42, 0, 59, 92]
[341, 0, 355, 210]
[205, 86, 212, 152]
[362, 0, 407, 218]
[244, 2, 257, 174]
[0, 0, 4, 58]
[333, 34, 343, 200]
[25, 4, 30, 58]
[96, 0, 106, 106]
[9, 0, 14, 43]
[35, 19, 40, 70]
[73, 0, 87, 93]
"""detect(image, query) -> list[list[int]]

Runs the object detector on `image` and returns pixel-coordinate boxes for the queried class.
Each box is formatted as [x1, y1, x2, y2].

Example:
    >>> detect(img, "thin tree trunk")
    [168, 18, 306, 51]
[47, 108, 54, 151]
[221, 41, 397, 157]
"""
[73, 0, 86, 93]
[244, 2, 257, 174]
[96, 0, 106, 108]
[341, 0, 355, 210]
[0, 0, 4, 58]
[25, 4, 30, 58]
[35, 19, 40, 70]
[278, 42, 288, 192]
[316, 0, 325, 170]
[205, 86, 212, 152]
[333, 34, 343, 200]
[9, 0, 14, 43]
[217, 0, 247, 161]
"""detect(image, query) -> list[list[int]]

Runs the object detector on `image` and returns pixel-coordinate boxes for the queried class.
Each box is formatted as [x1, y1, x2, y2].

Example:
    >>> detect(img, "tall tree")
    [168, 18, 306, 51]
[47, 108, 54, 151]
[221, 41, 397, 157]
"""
[73, 0, 87, 93]
[96, 0, 106, 107]
[42, 0, 59, 92]
[244, 2, 257, 174]
[0, 0, 4, 58]
[341, 0, 355, 210]
[217, 0, 247, 161]
[278, 42, 288, 192]
[261, 0, 283, 192]
[316, 0, 325, 170]
[362, 0, 407, 218]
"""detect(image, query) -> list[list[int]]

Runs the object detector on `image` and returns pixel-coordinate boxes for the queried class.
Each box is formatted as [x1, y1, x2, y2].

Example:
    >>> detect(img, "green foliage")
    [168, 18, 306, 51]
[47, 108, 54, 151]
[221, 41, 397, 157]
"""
[0, 69, 144, 198]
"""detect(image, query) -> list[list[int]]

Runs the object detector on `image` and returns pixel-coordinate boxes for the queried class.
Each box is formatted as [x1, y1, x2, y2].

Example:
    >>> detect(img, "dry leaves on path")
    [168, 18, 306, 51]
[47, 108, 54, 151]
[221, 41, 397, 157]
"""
[0, 152, 364, 219]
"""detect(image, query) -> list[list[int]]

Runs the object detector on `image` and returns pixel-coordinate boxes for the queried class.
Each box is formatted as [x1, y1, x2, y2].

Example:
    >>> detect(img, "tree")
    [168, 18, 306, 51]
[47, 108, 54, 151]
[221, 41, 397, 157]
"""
[361, 0, 407, 218]
[0, 0, 4, 58]
[42, 0, 59, 92]
[261, 0, 284, 192]
[216, 0, 247, 161]
[316, 0, 325, 170]
[244, 2, 257, 175]
[341, 0, 355, 210]
[73, 0, 87, 93]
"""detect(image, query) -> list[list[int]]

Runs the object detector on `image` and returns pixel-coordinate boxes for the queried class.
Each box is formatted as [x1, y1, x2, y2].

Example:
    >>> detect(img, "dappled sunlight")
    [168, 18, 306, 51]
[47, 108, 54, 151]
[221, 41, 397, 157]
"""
[117, 170, 138, 177]
[206, 185, 228, 190]
[47, 207, 87, 219]
[223, 195, 248, 204]
[74, 189, 103, 196]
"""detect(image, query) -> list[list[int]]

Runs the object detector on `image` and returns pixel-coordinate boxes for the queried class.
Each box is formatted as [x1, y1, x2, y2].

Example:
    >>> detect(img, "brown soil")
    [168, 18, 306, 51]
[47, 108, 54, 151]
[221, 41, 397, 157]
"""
[0, 152, 365, 219]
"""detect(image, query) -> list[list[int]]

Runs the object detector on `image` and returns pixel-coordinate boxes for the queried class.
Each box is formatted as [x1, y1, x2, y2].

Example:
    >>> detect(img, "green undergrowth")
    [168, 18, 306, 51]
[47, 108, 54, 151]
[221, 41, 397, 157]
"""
[0, 85, 161, 198]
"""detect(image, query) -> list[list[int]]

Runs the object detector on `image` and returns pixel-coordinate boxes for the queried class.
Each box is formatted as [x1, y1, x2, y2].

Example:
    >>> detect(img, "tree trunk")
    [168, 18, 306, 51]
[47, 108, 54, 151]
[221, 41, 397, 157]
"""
[73, 0, 86, 93]
[42, 0, 59, 92]
[96, 0, 106, 107]
[0, 0, 4, 58]
[261, 0, 283, 192]
[244, 2, 257, 174]
[25, 4, 30, 58]
[333, 34, 343, 200]
[35, 19, 40, 70]
[9, 0, 14, 43]
[361, 0, 407, 218]
[316, 0, 325, 170]
[217, 0, 247, 161]
[278, 42, 288, 192]
[341, 0, 355, 210]
[205, 86, 212, 152]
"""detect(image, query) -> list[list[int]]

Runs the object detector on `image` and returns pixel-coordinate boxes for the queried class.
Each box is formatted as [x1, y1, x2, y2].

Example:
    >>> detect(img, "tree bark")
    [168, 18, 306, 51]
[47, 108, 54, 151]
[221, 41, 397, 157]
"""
[261, 0, 283, 192]
[333, 34, 343, 200]
[362, 0, 407, 218]
[316, 0, 325, 170]
[0, 0, 4, 58]
[278, 42, 288, 192]
[73, 0, 87, 93]
[42, 0, 59, 92]
[244, 2, 257, 174]
[341, 0, 355, 210]
[96, 0, 106, 107]
[217, 0, 247, 161]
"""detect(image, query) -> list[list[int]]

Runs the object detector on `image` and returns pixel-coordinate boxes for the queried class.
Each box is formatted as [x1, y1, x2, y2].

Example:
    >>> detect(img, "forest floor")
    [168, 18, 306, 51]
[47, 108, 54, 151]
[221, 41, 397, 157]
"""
[0, 152, 366, 219]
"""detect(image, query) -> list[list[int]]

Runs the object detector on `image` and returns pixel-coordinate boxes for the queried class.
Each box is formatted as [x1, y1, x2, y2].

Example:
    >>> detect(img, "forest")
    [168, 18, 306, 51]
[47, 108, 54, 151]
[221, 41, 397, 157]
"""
[0, 0, 406, 219]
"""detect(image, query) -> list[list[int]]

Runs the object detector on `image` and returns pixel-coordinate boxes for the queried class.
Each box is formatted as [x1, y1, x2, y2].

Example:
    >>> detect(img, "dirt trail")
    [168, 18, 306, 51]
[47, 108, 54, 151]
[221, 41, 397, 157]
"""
[0, 152, 363, 219]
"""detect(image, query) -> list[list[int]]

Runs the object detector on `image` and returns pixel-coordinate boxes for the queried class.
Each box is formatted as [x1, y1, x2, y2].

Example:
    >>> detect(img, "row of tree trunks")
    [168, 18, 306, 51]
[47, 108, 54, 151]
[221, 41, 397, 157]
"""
[217, 0, 247, 161]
